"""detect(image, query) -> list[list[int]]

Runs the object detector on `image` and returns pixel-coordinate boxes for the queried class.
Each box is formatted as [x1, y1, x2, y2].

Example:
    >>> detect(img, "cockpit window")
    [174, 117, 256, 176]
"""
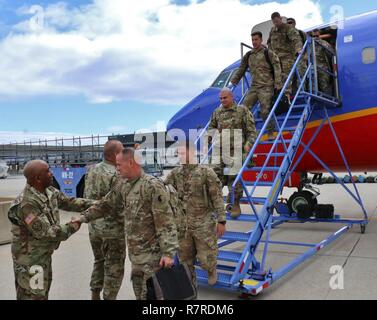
[211, 70, 233, 88]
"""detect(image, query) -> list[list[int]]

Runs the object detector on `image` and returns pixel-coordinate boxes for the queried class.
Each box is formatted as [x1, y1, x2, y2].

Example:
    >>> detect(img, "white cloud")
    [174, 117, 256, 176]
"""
[0, 0, 323, 105]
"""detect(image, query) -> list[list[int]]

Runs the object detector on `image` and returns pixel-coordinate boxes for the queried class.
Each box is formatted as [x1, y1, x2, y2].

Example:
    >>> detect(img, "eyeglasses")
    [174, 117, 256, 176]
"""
[287, 21, 294, 24]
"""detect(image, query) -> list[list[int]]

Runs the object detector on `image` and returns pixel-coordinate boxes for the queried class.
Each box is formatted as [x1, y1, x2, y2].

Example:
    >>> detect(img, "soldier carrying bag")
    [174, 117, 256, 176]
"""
[146, 263, 196, 300]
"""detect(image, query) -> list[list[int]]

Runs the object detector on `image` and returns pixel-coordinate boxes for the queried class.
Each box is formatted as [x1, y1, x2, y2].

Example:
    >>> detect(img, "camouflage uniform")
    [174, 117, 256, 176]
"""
[268, 23, 303, 94]
[231, 47, 282, 133]
[80, 172, 179, 300]
[293, 29, 308, 94]
[208, 104, 257, 204]
[165, 164, 226, 289]
[83, 161, 126, 300]
[8, 185, 94, 300]
[314, 38, 335, 95]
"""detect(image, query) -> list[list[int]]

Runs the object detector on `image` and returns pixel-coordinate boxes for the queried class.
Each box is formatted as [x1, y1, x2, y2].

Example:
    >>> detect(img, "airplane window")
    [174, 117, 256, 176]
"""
[362, 47, 376, 64]
[211, 70, 232, 88]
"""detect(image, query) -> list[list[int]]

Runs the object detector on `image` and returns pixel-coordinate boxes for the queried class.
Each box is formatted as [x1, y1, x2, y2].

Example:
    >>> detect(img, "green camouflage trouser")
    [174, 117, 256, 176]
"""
[89, 228, 126, 300]
[243, 86, 275, 133]
[131, 256, 161, 300]
[179, 224, 218, 290]
[280, 56, 295, 95]
[212, 158, 243, 204]
[14, 259, 52, 300]
[293, 56, 308, 94]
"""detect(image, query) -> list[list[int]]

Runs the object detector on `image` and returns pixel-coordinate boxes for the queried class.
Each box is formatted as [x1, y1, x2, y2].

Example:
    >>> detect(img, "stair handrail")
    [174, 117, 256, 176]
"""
[231, 39, 311, 191]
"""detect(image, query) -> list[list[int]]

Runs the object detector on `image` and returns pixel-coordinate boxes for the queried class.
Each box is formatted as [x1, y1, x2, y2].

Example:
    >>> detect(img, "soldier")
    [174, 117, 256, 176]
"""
[287, 17, 308, 94]
[84, 139, 125, 300]
[74, 148, 178, 300]
[287, 18, 307, 45]
[311, 29, 335, 96]
[268, 12, 303, 97]
[231, 31, 282, 140]
[208, 88, 257, 219]
[165, 140, 226, 290]
[8, 160, 94, 300]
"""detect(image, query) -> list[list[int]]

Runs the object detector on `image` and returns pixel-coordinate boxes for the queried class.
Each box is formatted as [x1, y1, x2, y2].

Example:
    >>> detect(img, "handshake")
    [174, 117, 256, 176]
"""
[68, 216, 83, 232]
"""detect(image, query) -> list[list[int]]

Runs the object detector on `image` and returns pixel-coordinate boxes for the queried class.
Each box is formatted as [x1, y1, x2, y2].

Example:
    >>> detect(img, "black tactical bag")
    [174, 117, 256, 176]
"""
[271, 90, 291, 115]
[146, 263, 196, 300]
[314, 204, 334, 219]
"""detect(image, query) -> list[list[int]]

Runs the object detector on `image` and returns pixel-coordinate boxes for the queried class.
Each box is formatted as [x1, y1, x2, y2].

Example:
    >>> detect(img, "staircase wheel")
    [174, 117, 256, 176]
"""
[288, 190, 318, 213]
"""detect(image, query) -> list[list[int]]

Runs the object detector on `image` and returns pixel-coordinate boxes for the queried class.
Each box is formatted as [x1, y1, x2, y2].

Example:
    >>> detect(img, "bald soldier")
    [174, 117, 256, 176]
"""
[8, 160, 95, 300]
[74, 148, 178, 300]
[84, 140, 125, 300]
[208, 88, 257, 218]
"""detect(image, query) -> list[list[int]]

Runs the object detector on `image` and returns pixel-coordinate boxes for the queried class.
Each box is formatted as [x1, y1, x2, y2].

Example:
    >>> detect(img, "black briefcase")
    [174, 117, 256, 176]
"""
[146, 263, 196, 300]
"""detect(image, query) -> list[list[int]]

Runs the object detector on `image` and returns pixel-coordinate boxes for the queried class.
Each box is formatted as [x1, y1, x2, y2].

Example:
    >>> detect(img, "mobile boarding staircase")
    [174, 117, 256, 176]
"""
[195, 37, 368, 296]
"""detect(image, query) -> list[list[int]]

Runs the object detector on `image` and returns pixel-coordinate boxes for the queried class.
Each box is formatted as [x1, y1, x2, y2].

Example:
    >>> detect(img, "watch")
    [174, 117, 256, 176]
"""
[218, 221, 226, 225]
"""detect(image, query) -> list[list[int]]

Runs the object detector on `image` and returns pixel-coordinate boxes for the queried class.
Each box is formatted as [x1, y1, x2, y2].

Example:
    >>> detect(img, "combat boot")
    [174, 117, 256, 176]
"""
[208, 269, 217, 286]
[230, 203, 242, 219]
[91, 290, 101, 300]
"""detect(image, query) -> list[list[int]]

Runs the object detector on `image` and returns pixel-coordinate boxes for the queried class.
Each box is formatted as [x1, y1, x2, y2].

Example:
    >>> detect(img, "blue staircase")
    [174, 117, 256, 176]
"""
[194, 37, 367, 295]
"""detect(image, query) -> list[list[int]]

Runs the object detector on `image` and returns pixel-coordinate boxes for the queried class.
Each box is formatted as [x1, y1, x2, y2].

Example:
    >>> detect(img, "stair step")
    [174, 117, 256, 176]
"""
[291, 104, 306, 110]
[245, 166, 280, 172]
[256, 153, 286, 157]
[196, 269, 232, 286]
[281, 115, 302, 121]
[225, 196, 267, 204]
[283, 127, 296, 132]
[218, 250, 242, 263]
[222, 231, 250, 242]
[243, 181, 274, 187]
[225, 213, 258, 222]
[255, 114, 302, 123]
[258, 140, 292, 145]
[240, 197, 267, 204]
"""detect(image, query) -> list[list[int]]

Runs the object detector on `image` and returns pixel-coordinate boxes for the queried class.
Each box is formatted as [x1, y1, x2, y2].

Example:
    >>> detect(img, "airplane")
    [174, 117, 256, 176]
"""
[166, 10, 377, 212]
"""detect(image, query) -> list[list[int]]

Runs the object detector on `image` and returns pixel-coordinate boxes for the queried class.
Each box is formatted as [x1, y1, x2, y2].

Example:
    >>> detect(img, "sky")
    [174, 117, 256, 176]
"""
[0, 0, 376, 143]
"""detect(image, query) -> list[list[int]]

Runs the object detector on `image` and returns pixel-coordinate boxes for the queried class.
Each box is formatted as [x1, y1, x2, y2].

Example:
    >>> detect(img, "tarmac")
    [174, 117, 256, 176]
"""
[0, 173, 376, 300]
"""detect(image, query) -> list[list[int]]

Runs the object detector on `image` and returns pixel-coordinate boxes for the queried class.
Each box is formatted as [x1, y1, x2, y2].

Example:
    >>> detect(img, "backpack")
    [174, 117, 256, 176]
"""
[141, 176, 187, 241]
[263, 48, 274, 79]
[244, 49, 276, 80]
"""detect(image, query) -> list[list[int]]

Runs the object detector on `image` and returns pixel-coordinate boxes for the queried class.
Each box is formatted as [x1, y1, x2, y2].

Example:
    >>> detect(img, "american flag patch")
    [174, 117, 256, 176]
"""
[25, 214, 36, 225]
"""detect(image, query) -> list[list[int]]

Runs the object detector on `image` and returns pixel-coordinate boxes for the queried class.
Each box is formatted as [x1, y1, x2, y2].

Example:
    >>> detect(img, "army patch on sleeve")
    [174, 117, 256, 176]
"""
[24, 214, 37, 225]
[31, 220, 43, 232]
